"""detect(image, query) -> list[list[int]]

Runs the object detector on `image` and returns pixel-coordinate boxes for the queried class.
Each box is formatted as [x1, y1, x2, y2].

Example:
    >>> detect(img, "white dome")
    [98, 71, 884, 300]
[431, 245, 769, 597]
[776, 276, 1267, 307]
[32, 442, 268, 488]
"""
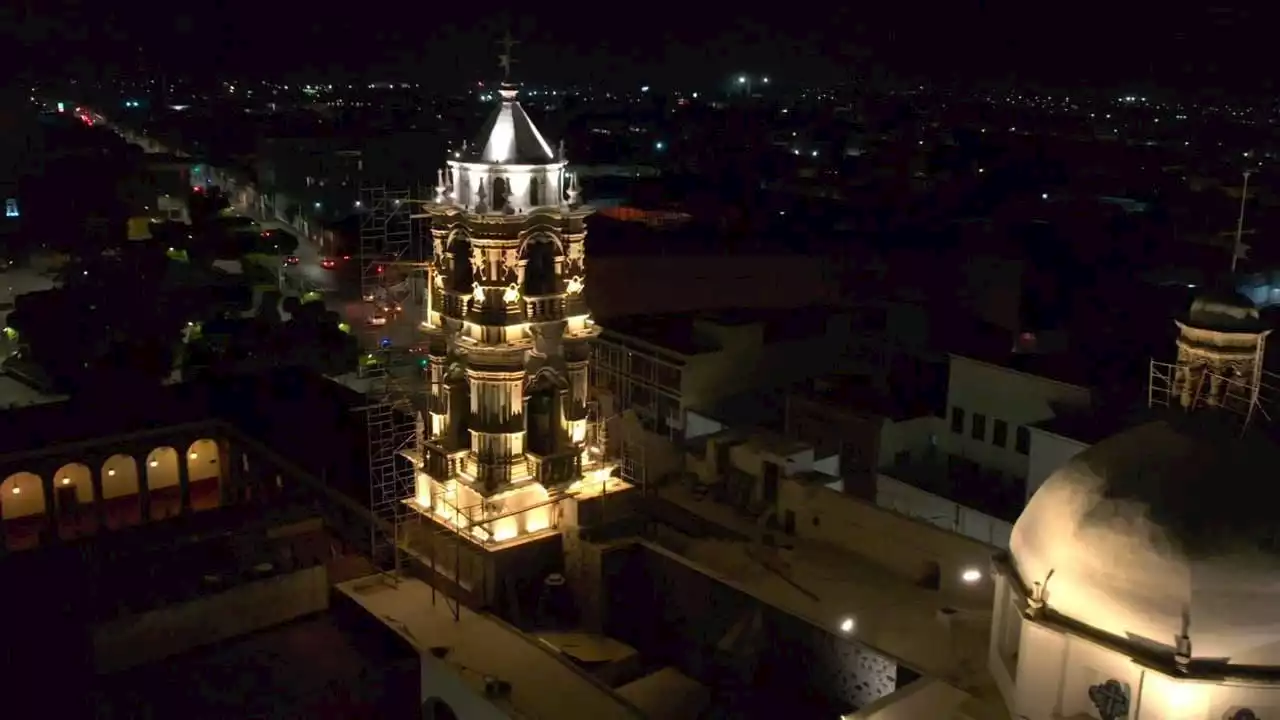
[1011, 418, 1280, 664]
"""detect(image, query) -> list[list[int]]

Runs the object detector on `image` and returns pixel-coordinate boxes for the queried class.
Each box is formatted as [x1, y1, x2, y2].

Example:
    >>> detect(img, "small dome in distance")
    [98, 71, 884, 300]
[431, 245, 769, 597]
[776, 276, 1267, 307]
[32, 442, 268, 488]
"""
[1186, 287, 1264, 333]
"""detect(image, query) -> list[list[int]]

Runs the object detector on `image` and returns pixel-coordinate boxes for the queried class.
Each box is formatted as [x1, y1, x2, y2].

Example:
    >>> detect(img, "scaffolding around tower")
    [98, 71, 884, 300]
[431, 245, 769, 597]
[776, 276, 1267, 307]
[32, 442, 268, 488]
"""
[358, 184, 419, 573]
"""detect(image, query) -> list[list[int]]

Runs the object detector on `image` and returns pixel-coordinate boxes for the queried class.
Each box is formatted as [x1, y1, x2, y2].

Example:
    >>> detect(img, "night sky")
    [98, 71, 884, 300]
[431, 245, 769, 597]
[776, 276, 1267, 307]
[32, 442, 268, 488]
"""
[6, 1, 1272, 96]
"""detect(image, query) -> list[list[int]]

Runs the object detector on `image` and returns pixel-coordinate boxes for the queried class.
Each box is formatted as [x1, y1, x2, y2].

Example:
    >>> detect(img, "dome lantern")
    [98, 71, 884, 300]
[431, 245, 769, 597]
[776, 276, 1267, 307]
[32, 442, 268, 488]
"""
[1171, 286, 1270, 411]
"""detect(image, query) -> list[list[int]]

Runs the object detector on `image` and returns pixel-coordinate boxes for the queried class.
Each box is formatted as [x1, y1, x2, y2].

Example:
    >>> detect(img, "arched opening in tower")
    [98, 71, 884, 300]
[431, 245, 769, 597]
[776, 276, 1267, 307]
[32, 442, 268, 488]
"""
[526, 379, 560, 456]
[449, 372, 471, 447]
[492, 176, 509, 212]
[527, 175, 541, 207]
[524, 241, 558, 297]
[448, 237, 472, 293]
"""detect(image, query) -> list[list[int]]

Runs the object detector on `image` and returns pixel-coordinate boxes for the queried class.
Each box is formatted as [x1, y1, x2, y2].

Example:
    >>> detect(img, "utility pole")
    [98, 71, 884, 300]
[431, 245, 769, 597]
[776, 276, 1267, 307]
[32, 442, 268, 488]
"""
[1232, 169, 1253, 274]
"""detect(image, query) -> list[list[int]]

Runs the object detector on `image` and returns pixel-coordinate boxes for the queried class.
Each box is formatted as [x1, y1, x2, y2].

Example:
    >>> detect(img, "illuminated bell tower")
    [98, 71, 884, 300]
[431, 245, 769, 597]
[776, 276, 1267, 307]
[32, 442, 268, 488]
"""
[415, 80, 614, 546]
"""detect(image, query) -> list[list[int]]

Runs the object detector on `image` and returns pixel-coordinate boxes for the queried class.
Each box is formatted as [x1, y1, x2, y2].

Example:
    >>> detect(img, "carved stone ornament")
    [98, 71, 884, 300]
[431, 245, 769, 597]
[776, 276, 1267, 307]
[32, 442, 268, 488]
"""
[1088, 679, 1130, 720]
[500, 249, 520, 280]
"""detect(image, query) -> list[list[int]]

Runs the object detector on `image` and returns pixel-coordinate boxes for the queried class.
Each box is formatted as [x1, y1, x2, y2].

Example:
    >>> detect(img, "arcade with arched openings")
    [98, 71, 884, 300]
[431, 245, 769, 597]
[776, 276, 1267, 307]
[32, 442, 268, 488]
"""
[0, 434, 244, 552]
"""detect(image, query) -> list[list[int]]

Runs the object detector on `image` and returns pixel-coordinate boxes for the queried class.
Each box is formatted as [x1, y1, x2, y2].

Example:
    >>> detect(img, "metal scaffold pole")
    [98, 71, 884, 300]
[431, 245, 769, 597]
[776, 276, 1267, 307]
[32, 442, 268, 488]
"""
[358, 184, 420, 575]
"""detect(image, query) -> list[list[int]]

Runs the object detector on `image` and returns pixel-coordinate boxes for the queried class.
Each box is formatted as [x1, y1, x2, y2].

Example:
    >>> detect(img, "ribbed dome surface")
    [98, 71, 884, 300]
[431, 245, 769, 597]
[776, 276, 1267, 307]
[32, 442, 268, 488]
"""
[1011, 418, 1280, 664]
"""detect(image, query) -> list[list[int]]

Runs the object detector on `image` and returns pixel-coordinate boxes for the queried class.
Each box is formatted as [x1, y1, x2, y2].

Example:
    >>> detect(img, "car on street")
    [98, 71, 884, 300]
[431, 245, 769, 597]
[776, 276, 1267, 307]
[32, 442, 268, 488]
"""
[321, 257, 337, 269]
[282, 255, 300, 266]
[367, 312, 388, 326]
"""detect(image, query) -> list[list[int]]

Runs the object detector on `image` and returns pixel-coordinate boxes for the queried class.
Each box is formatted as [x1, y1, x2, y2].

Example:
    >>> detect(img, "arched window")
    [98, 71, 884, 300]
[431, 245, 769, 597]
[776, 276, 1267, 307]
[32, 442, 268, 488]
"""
[527, 175, 541, 207]
[449, 237, 472, 292]
[523, 241, 558, 296]
[492, 177, 508, 211]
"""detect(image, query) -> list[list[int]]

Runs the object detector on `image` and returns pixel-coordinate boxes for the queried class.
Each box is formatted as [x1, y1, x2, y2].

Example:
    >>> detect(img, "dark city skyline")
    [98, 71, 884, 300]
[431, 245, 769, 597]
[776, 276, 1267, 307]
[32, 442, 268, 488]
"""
[6, 2, 1273, 95]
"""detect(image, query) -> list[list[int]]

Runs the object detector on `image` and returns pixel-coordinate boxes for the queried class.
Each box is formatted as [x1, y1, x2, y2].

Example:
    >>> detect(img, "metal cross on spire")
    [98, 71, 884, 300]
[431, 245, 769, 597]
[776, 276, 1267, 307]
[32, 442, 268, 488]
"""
[498, 32, 519, 83]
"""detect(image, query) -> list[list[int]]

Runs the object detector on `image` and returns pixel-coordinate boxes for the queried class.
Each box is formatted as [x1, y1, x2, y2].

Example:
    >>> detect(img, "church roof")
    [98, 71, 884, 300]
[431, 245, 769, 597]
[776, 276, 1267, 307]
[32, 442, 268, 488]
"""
[460, 88, 556, 165]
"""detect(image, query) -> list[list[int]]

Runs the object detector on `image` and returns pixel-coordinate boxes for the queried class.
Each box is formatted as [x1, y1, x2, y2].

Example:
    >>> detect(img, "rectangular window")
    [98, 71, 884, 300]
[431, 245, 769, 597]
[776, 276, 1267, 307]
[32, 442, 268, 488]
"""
[1015, 426, 1031, 455]
[950, 407, 965, 434]
[992, 420, 1008, 448]
[971, 413, 987, 441]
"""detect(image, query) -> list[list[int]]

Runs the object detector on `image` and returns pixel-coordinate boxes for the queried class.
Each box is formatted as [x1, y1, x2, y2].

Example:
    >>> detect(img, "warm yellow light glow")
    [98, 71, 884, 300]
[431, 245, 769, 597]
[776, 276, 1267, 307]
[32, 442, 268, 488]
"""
[839, 616, 856, 634]
[492, 517, 518, 542]
[961, 568, 982, 584]
[10, 486, 19, 495]
[61, 477, 70, 485]
[1146, 672, 1209, 717]
[189, 452, 198, 459]
[149, 460, 158, 467]
[107, 469, 116, 477]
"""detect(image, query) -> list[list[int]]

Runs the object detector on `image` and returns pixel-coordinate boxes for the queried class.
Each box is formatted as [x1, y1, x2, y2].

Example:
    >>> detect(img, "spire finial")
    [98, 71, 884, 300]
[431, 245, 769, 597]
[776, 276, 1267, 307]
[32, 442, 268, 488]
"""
[498, 32, 519, 84]
[557, 139, 566, 161]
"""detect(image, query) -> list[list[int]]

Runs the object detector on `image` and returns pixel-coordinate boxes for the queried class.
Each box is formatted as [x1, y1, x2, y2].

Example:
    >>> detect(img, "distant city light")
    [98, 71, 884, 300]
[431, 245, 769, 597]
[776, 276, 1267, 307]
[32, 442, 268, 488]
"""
[737, 76, 747, 84]
[654, 141, 665, 151]
[640, 86, 650, 93]
[762, 76, 770, 84]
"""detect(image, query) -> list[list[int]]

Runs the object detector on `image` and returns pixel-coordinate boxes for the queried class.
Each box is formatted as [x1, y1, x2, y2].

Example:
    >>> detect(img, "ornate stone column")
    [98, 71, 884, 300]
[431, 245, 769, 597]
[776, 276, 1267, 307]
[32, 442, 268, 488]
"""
[178, 447, 192, 514]
[138, 453, 152, 523]
[88, 460, 107, 532]
[39, 472, 56, 546]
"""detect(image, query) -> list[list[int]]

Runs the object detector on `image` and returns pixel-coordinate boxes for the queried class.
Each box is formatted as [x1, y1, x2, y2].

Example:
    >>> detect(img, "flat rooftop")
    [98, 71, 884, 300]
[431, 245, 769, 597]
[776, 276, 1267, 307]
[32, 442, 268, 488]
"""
[336, 575, 646, 720]
[0, 374, 64, 409]
[601, 305, 844, 358]
[654, 483, 1010, 718]
[792, 374, 939, 422]
[91, 612, 419, 719]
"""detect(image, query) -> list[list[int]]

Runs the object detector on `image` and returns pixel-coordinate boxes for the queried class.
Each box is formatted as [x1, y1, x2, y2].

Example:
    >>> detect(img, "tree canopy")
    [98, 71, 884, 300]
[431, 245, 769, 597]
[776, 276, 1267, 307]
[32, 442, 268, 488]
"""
[181, 294, 357, 380]
[7, 244, 253, 394]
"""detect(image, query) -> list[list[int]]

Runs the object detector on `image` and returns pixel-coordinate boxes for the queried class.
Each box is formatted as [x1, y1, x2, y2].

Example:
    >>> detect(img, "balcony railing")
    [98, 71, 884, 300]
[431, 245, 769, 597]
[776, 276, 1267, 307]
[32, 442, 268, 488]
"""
[525, 297, 564, 323]
[527, 450, 581, 487]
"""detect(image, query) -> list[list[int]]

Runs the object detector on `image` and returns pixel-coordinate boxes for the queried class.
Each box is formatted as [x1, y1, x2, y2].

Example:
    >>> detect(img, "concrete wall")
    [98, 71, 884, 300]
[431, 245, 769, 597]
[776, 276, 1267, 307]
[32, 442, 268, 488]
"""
[602, 542, 901, 716]
[875, 474, 1012, 549]
[945, 356, 1092, 481]
[877, 416, 941, 467]
[1025, 429, 1090, 502]
[93, 565, 329, 673]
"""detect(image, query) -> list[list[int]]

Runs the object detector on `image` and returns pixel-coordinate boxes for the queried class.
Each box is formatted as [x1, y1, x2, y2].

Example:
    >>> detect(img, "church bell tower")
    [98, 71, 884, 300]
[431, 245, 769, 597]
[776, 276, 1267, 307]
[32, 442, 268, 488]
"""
[412, 47, 622, 547]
